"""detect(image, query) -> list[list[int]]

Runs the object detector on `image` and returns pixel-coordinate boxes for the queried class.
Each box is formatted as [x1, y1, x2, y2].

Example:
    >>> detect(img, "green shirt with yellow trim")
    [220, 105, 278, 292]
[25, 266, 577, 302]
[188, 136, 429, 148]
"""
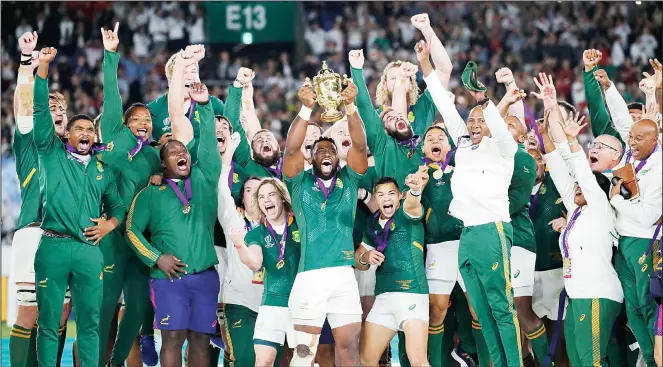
[244, 216, 301, 307]
[285, 165, 363, 272]
[362, 204, 427, 295]
[508, 144, 537, 253]
[532, 171, 565, 271]
[12, 126, 42, 230]
[421, 165, 463, 244]
[374, 88, 437, 138]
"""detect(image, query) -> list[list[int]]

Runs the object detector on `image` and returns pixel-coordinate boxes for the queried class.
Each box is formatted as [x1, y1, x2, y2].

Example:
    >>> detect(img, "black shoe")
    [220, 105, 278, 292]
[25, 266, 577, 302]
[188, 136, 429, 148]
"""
[523, 352, 536, 367]
[451, 345, 477, 367]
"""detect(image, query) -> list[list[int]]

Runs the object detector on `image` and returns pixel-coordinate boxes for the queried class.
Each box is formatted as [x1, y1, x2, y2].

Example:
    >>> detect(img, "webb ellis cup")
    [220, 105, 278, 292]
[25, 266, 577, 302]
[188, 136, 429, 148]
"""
[312, 61, 346, 123]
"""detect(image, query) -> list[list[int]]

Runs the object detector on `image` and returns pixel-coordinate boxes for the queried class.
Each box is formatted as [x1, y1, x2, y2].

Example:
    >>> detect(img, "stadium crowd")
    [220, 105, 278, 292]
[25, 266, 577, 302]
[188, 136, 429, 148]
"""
[2, 2, 663, 367]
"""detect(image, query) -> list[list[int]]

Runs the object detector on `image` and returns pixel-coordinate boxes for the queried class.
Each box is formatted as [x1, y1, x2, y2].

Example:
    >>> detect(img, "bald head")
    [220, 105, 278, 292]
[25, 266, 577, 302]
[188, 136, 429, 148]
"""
[628, 119, 659, 161]
[505, 115, 527, 144]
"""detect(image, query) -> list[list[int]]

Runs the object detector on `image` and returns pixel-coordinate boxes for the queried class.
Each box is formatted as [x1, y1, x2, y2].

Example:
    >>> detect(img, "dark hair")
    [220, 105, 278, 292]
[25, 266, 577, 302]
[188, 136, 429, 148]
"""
[557, 100, 576, 116]
[593, 172, 611, 199]
[66, 114, 94, 131]
[373, 176, 399, 193]
[627, 102, 644, 111]
[423, 125, 447, 140]
[216, 115, 233, 133]
[123, 103, 149, 125]
[236, 176, 262, 209]
[311, 136, 337, 153]
[159, 140, 187, 162]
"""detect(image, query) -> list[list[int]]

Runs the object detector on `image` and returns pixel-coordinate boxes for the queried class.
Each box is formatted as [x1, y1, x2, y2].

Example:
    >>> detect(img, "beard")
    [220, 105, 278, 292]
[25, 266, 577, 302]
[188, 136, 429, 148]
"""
[312, 161, 340, 180]
[254, 150, 280, 168]
[386, 128, 413, 142]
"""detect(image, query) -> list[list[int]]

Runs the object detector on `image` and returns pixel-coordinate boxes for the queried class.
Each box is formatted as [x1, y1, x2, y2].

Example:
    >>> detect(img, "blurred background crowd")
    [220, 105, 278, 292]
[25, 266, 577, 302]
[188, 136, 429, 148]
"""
[2, 1, 662, 243]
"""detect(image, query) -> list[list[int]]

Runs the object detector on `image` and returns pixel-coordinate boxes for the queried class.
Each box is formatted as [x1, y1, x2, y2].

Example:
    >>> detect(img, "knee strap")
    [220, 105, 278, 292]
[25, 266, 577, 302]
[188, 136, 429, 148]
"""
[290, 330, 320, 367]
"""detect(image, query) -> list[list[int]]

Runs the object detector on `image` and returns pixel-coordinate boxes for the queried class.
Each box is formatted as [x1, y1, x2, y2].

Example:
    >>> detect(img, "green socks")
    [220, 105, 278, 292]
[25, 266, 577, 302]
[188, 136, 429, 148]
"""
[9, 324, 36, 367]
[525, 322, 549, 366]
[427, 323, 445, 367]
[472, 320, 491, 367]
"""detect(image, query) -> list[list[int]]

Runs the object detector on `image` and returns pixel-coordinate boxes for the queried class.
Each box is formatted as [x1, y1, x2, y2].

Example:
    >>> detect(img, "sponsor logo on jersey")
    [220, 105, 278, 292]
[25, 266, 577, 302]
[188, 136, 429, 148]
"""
[292, 230, 300, 242]
[264, 235, 274, 248]
[427, 261, 436, 270]
[555, 198, 563, 204]
[523, 166, 530, 174]
[104, 264, 115, 273]
[492, 262, 499, 270]
[579, 314, 586, 322]
[514, 270, 521, 278]
[96, 161, 104, 172]
[336, 178, 343, 188]
[342, 250, 354, 260]
[232, 319, 242, 328]
[408, 303, 416, 310]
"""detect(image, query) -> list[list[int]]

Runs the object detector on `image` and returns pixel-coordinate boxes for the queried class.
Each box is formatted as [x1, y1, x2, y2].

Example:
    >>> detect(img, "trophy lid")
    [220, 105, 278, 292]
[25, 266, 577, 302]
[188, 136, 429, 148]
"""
[316, 60, 338, 77]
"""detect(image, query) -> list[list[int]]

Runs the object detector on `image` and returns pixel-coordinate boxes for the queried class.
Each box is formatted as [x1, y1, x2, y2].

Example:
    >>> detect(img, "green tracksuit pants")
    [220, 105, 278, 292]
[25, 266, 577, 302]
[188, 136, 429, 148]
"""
[223, 303, 258, 367]
[35, 236, 103, 367]
[459, 221, 523, 367]
[564, 298, 622, 367]
[615, 236, 659, 367]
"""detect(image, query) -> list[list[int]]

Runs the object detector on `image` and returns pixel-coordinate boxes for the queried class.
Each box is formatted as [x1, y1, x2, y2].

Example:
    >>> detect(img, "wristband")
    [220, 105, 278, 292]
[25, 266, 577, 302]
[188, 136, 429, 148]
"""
[477, 97, 490, 106]
[344, 102, 357, 115]
[358, 251, 369, 266]
[362, 191, 372, 203]
[298, 105, 312, 121]
[409, 190, 422, 197]
[197, 99, 210, 106]
[20, 53, 32, 66]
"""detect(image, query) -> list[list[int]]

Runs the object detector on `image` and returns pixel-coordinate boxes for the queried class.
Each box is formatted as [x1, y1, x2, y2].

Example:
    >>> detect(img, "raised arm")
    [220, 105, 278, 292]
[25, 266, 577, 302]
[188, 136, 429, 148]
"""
[228, 68, 256, 168]
[125, 188, 161, 267]
[582, 49, 623, 144]
[34, 47, 59, 154]
[475, 90, 518, 158]
[240, 81, 262, 142]
[411, 14, 452, 88]
[350, 49, 386, 150]
[343, 79, 368, 174]
[99, 23, 125, 142]
[496, 68, 525, 122]
[189, 82, 221, 183]
[14, 32, 39, 135]
[283, 82, 316, 179]
[594, 69, 632, 142]
[422, 71, 467, 143]
[403, 166, 428, 218]
[229, 228, 264, 272]
[168, 46, 198, 146]
[509, 151, 538, 215]
[545, 143, 576, 211]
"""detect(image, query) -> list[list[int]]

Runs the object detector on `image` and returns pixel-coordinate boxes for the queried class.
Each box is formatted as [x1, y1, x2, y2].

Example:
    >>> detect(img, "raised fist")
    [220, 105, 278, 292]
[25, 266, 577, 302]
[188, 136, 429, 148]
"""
[349, 49, 365, 69]
[101, 22, 120, 52]
[410, 13, 431, 30]
[399, 62, 418, 79]
[235, 67, 255, 86]
[176, 47, 197, 68]
[414, 40, 430, 64]
[19, 31, 38, 54]
[188, 44, 205, 62]
[298, 79, 317, 109]
[39, 47, 58, 64]
[341, 78, 358, 105]
[593, 69, 612, 91]
[188, 82, 209, 103]
[495, 67, 514, 85]
[582, 49, 602, 71]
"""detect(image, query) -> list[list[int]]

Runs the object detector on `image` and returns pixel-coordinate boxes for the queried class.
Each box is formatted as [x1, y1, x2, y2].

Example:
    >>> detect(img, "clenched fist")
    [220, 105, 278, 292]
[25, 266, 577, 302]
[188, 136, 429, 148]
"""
[399, 61, 418, 79]
[188, 44, 205, 62]
[341, 78, 358, 105]
[410, 13, 431, 30]
[349, 49, 365, 69]
[235, 67, 255, 86]
[176, 47, 197, 68]
[582, 49, 602, 72]
[298, 80, 317, 109]
[39, 47, 57, 64]
[414, 40, 430, 64]
[19, 31, 38, 54]
[495, 67, 514, 85]
[188, 82, 209, 103]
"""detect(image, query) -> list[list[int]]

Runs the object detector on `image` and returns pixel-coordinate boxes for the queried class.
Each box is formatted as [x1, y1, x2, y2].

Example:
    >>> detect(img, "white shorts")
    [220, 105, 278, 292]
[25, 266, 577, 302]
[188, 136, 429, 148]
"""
[254, 305, 295, 346]
[366, 292, 429, 332]
[289, 266, 362, 328]
[426, 240, 466, 294]
[532, 268, 566, 321]
[510, 246, 536, 297]
[354, 266, 376, 297]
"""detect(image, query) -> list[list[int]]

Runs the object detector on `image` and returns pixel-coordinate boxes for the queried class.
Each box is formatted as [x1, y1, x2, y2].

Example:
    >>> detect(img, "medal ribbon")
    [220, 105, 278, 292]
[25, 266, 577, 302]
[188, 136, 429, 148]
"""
[641, 221, 662, 263]
[228, 161, 235, 190]
[315, 175, 337, 203]
[397, 135, 421, 152]
[165, 178, 192, 210]
[421, 139, 458, 174]
[267, 157, 283, 179]
[65, 143, 106, 163]
[129, 136, 153, 158]
[187, 101, 196, 119]
[371, 213, 395, 253]
[264, 214, 291, 266]
[561, 207, 582, 259]
[625, 145, 658, 174]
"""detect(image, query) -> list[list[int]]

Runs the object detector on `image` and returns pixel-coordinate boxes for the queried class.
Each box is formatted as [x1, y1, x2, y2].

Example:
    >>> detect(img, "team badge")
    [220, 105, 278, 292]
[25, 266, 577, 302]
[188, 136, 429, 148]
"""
[292, 230, 300, 243]
[390, 222, 395, 231]
[159, 186, 166, 191]
[233, 173, 240, 184]
[194, 110, 200, 123]
[336, 178, 343, 188]
[107, 142, 114, 151]
[540, 184, 547, 195]
[96, 175, 103, 181]
[96, 161, 104, 172]
[163, 117, 171, 126]
[555, 198, 563, 204]
[407, 111, 415, 123]
[127, 153, 133, 162]
[492, 262, 499, 270]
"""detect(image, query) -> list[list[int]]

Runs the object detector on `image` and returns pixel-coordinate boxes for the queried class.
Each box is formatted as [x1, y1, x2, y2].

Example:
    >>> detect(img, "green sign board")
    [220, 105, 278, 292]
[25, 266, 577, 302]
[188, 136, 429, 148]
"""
[205, 2, 298, 43]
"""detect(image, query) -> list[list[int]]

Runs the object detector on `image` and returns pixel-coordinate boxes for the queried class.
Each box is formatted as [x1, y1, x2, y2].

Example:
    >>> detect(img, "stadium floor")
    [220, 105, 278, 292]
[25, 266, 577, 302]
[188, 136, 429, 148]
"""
[1, 322, 401, 366]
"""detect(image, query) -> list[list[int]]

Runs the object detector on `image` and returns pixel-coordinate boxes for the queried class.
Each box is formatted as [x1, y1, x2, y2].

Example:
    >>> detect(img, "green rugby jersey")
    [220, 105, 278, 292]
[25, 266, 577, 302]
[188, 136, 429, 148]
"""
[374, 89, 437, 137]
[33, 75, 125, 243]
[363, 204, 427, 295]
[532, 171, 565, 271]
[285, 165, 363, 272]
[508, 144, 537, 253]
[12, 126, 42, 230]
[352, 68, 424, 189]
[353, 166, 379, 247]
[421, 165, 463, 244]
[147, 91, 225, 162]
[244, 216, 301, 307]
[97, 50, 161, 210]
[125, 101, 221, 277]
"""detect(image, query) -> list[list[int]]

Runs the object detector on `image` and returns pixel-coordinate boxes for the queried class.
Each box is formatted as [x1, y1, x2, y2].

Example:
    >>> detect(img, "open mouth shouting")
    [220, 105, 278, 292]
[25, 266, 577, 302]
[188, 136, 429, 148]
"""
[262, 144, 273, 155]
[342, 139, 351, 148]
[430, 145, 443, 161]
[78, 136, 91, 152]
[217, 135, 226, 145]
[574, 186, 582, 198]
[54, 117, 64, 131]
[321, 157, 334, 175]
[264, 202, 276, 217]
[588, 154, 599, 164]
[381, 202, 395, 217]
[136, 128, 148, 138]
[174, 155, 190, 175]
[396, 121, 408, 131]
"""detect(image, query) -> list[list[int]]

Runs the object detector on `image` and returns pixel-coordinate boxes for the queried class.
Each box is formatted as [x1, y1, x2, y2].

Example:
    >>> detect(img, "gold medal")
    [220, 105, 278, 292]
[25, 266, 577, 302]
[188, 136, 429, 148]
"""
[638, 254, 646, 265]
[183, 205, 191, 214]
[433, 170, 443, 180]
[127, 153, 133, 162]
[276, 260, 285, 269]
[321, 201, 326, 210]
[407, 149, 414, 159]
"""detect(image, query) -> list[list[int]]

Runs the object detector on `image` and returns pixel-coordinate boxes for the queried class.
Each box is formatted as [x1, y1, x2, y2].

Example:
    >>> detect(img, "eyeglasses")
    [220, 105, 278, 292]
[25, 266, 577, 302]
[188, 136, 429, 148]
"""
[588, 141, 619, 152]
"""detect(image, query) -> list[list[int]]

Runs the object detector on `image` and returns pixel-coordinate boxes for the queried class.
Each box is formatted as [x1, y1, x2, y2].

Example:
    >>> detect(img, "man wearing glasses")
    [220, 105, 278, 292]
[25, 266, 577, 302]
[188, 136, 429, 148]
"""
[587, 137, 624, 176]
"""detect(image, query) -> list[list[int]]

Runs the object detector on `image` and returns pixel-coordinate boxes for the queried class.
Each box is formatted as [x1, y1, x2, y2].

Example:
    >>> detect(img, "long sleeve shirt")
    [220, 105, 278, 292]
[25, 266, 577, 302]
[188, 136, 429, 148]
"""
[33, 75, 125, 243]
[217, 164, 263, 313]
[424, 72, 517, 226]
[603, 83, 634, 143]
[583, 67, 624, 147]
[546, 145, 623, 303]
[610, 148, 663, 239]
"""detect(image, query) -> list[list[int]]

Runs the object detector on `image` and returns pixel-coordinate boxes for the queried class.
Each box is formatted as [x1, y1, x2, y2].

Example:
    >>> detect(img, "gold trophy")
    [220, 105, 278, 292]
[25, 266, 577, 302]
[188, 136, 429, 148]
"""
[312, 61, 345, 123]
